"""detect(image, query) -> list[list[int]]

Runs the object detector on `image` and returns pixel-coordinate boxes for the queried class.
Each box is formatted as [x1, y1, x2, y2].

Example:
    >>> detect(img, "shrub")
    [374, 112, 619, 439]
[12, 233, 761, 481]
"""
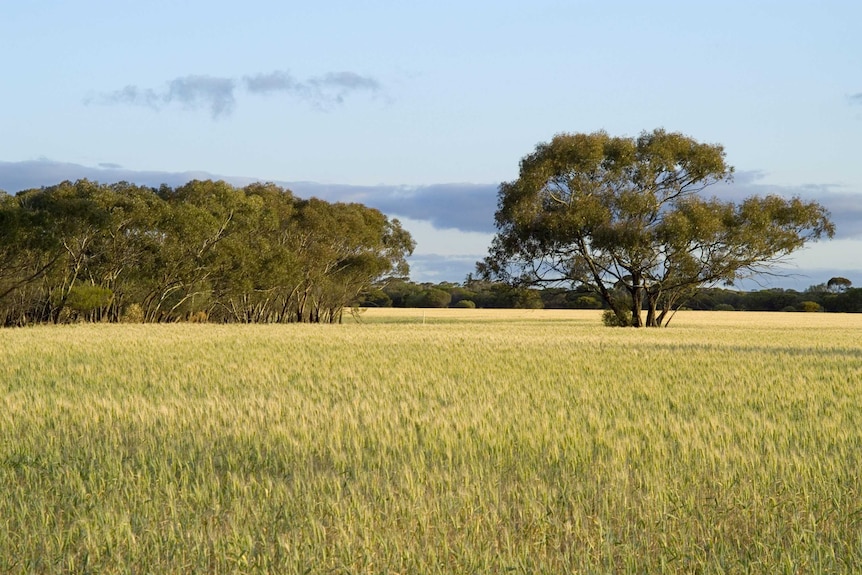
[799, 301, 823, 312]
[66, 285, 113, 314]
[575, 295, 602, 309]
[358, 288, 392, 308]
[188, 310, 209, 323]
[410, 288, 452, 308]
[121, 303, 145, 323]
[602, 309, 632, 327]
[453, 299, 476, 309]
[714, 303, 735, 311]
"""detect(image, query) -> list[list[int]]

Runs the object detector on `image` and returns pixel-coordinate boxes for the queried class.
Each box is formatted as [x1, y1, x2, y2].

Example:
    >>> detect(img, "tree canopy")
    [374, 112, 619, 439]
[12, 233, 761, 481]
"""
[0, 179, 414, 325]
[479, 129, 835, 327]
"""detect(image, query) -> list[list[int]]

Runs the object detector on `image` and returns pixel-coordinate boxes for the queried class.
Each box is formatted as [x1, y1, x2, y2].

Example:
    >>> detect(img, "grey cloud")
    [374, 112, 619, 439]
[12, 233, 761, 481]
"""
[0, 161, 493, 285]
[0, 159, 222, 193]
[286, 182, 498, 233]
[295, 175, 862, 240]
[315, 72, 380, 91]
[100, 85, 161, 108]
[94, 76, 236, 119]
[0, 160, 495, 233]
[243, 70, 380, 108]
[166, 75, 236, 118]
[849, 93, 862, 104]
[294, 174, 862, 240]
[93, 69, 382, 118]
[243, 70, 300, 93]
[717, 170, 862, 239]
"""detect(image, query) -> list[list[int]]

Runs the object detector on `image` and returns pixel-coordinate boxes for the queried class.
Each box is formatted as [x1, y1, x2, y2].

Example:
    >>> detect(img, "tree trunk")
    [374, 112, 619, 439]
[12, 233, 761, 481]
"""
[629, 273, 643, 327]
[645, 291, 659, 327]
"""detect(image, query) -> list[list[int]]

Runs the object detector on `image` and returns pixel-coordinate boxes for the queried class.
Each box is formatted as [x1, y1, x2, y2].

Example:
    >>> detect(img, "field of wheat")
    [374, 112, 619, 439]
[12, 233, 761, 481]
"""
[1, 309, 861, 573]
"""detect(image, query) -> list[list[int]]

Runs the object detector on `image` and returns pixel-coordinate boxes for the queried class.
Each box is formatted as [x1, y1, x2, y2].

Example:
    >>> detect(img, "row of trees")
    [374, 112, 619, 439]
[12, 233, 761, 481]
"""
[688, 280, 862, 313]
[0, 179, 414, 325]
[362, 278, 547, 310]
[358, 278, 862, 313]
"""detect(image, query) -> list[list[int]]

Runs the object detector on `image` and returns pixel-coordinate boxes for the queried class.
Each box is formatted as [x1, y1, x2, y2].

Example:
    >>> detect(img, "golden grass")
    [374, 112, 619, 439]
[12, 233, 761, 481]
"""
[1, 311, 861, 573]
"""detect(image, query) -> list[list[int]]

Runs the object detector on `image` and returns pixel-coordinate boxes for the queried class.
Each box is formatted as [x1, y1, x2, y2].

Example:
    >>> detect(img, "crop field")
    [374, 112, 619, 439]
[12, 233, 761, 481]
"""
[1, 310, 861, 573]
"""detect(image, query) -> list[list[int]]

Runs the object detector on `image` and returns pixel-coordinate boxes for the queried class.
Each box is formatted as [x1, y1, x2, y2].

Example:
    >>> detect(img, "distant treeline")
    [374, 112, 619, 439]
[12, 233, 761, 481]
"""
[0, 179, 414, 326]
[361, 278, 862, 313]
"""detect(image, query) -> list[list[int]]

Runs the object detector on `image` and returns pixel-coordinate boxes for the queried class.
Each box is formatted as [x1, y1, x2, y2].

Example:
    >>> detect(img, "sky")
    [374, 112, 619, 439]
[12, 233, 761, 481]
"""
[2, 0, 861, 289]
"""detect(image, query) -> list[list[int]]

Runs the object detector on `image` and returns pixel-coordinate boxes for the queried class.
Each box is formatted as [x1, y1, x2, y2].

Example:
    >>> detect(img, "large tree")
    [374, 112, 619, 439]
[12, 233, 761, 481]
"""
[479, 129, 834, 327]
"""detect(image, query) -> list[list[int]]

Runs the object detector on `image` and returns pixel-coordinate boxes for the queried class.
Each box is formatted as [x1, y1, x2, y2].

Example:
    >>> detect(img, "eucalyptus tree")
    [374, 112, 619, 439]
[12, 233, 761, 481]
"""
[317, 203, 413, 321]
[289, 198, 414, 322]
[12, 180, 118, 322]
[209, 182, 302, 323]
[827, 277, 852, 293]
[480, 129, 834, 327]
[144, 179, 259, 321]
[0, 193, 62, 325]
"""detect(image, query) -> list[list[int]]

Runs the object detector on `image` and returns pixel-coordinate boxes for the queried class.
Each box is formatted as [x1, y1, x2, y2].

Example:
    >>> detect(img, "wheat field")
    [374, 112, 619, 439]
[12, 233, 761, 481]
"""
[1, 310, 861, 573]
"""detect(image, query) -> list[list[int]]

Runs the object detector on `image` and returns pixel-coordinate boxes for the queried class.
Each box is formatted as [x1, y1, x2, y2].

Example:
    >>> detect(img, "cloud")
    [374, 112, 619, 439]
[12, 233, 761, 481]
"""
[0, 162, 499, 236]
[404, 254, 485, 283]
[244, 70, 380, 109]
[243, 70, 300, 93]
[167, 75, 237, 118]
[718, 170, 862, 239]
[99, 85, 161, 109]
[93, 69, 382, 118]
[95, 75, 236, 119]
[849, 93, 862, 105]
[287, 182, 498, 233]
[0, 159, 220, 193]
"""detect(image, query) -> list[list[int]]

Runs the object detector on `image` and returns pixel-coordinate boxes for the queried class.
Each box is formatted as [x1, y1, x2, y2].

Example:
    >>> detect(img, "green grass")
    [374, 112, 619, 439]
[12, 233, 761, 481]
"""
[1, 310, 861, 573]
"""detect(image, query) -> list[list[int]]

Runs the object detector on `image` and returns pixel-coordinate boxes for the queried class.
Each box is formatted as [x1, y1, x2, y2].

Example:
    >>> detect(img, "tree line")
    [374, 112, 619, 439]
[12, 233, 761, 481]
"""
[359, 277, 861, 314]
[0, 179, 414, 326]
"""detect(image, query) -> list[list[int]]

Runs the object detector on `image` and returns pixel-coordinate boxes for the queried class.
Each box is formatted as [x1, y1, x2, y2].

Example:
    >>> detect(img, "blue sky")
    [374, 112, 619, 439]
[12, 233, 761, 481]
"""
[2, 1, 861, 288]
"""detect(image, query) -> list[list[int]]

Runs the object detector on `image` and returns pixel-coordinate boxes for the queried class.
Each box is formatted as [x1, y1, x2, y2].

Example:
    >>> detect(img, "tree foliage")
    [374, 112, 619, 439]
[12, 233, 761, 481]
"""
[827, 276, 852, 293]
[0, 180, 414, 325]
[479, 129, 835, 326]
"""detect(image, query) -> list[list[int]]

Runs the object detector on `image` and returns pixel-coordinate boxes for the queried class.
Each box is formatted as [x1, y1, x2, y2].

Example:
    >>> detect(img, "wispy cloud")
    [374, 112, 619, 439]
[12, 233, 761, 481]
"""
[243, 70, 300, 93]
[849, 93, 862, 105]
[243, 70, 381, 107]
[101, 85, 161, 109]
[167, 75, 237, 118]
[95, 76, 236, 119]
[91, 69, 382, 119]
[244, 70, 381, 109]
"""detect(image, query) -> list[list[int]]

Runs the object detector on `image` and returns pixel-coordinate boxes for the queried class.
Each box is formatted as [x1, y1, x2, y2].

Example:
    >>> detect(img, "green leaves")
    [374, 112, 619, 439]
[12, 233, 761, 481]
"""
[0, 180, 414, 325]
[482, 129, 833, 327]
